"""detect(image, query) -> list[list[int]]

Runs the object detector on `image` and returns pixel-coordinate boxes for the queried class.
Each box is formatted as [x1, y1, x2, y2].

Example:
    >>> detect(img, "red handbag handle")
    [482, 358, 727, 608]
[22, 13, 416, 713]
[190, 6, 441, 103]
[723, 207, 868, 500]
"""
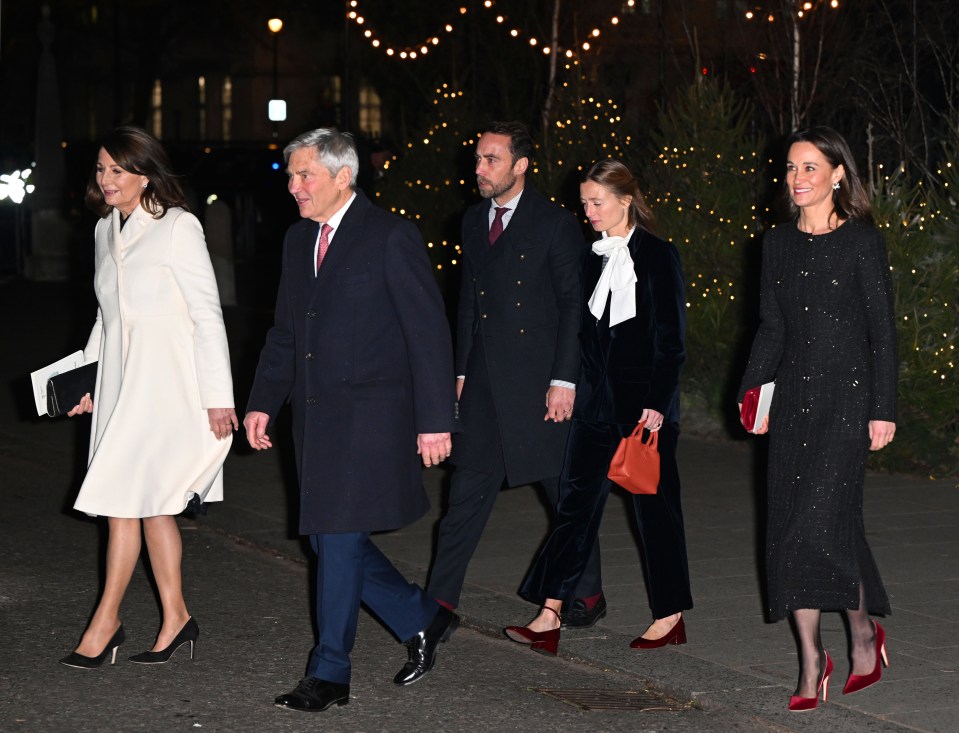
[630, 419, 659, 450]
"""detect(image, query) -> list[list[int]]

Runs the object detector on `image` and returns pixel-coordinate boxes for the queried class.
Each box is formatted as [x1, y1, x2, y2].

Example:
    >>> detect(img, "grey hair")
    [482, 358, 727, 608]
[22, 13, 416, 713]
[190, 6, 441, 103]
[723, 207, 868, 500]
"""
[283, 128, 359, 187]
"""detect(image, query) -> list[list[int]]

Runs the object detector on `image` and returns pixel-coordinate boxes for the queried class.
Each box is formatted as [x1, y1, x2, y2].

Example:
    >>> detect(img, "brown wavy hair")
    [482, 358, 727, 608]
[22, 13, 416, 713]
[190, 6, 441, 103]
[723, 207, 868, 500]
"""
[582, 159, 656, 235]
[85, 126, 188, 219]
[781, 126, 873, 225]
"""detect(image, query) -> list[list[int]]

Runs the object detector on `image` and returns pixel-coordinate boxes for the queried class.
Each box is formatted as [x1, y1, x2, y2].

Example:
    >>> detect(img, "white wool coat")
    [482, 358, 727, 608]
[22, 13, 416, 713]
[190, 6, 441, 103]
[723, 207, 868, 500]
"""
[74, 205, 234, 518]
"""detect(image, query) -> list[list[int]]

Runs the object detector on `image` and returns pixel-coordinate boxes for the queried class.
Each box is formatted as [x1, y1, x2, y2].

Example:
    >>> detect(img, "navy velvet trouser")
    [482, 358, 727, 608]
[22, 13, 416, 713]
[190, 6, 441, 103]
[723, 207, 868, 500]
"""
[307, 532, 438, 684]
[427, 467, 603, 608]
[520, 420, 693, 618]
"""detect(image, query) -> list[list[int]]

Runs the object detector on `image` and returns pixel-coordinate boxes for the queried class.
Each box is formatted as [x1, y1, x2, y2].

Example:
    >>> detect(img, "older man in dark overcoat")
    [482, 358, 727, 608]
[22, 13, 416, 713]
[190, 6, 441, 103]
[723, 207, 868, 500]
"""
[426, 121, 606, 626]
[244, 128, 457, 713]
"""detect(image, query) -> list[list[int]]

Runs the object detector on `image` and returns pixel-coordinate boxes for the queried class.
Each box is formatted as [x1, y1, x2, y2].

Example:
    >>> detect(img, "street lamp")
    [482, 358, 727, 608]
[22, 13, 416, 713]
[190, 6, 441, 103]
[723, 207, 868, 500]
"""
[267, 18, 286, 137]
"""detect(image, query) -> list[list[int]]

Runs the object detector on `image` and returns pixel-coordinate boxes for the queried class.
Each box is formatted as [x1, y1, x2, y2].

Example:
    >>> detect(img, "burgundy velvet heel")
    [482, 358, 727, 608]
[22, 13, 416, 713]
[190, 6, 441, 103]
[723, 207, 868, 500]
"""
[504, 606, 561, 656]
[629, 617, 686, 649]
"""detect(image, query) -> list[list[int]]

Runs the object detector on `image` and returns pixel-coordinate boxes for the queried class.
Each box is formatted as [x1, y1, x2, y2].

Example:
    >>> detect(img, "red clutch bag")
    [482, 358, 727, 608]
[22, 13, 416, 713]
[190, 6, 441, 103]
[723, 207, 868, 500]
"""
[740, 382, 775, 433]
[607, 420, 659, 495]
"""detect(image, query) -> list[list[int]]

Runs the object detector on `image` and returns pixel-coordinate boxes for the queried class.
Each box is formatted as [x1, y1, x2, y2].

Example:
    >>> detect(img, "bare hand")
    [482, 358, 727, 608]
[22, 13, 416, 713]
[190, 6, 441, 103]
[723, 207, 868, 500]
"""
[243, 411, 273, 450]
[208, 407, 238, 440]
[418, 432, 452, 467]
[67, 393, 93, 416]
[868, 419, 895, 451]
[544, 386, 575, 423]
[640, 408, 665, 431]
[456, 377, 465, 400]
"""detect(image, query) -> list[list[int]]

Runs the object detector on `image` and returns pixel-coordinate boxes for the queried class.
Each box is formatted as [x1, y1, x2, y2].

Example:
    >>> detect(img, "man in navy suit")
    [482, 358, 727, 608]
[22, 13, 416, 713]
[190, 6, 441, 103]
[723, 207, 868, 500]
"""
[244, 128, 458, 712]
[426, 121, 606, 626]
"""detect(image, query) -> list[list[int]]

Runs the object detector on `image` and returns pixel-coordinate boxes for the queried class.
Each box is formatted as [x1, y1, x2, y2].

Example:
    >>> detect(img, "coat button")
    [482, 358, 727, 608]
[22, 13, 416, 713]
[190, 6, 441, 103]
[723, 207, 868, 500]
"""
[307, 309, 316, 318]
[519, 254, 525, 260]
[481, 313, 488, 319]
[306, 353, 314, 361]
[516, 280, 522, 285]
[306, 397, 316, 405]
[515, 302, 522, 307]
[479, 290, 485, 296]
[519, 328, 525, 335]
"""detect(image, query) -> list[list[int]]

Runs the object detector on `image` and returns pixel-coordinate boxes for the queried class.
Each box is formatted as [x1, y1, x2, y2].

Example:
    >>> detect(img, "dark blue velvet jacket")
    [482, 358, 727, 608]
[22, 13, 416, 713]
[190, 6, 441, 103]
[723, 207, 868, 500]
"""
[574, 228, 686, 425]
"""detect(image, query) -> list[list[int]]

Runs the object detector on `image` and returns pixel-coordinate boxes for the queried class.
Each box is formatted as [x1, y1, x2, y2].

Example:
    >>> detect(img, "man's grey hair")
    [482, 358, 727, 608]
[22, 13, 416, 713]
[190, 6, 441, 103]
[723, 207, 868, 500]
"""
[284, 128, 359, 187]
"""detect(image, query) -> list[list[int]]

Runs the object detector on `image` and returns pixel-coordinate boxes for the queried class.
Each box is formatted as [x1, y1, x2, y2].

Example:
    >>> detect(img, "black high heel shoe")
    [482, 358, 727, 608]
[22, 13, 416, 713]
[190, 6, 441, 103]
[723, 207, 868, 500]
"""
[60, 625, 125, 669]
[129, 617, 199, 664]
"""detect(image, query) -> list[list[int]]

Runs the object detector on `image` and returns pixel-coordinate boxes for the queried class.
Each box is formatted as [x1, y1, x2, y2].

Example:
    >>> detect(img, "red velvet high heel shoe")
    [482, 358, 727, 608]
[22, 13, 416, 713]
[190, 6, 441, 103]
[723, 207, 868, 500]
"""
[629, 617, 686, 649]
[788, 650, 833, 712]
[843, 621, 888, 695]
[504, 606, 560, 656]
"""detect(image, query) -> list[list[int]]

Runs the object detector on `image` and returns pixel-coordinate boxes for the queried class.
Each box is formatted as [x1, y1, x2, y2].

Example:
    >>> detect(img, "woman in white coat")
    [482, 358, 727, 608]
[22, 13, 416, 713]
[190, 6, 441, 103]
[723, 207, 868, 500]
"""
[60, 127, 237, 669]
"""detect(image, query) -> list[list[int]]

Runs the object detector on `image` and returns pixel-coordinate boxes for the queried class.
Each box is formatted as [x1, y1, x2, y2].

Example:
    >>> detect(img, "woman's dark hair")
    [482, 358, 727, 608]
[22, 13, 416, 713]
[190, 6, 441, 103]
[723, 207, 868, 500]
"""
[782, 126, 872, 224]
[85, 126, 188, 219]
[582, 159, 656, 234]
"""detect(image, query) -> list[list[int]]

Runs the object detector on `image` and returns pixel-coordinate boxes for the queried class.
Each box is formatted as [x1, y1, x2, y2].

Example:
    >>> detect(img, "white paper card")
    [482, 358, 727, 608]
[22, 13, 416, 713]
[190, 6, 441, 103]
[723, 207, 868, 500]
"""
[749, 382, 776, 434]
[30, 351, 85, 416]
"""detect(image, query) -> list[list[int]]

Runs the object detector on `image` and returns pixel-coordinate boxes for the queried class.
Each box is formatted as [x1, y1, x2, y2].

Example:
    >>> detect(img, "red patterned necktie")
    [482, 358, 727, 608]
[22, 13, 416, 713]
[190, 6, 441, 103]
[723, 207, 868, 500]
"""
[315, 223, 333, 273]
[488, 206, 508, 245]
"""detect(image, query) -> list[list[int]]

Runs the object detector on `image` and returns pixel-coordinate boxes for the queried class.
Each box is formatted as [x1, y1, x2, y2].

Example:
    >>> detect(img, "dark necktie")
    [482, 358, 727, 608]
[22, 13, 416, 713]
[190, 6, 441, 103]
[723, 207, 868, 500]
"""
[315, 223, 333, 274]
[488, 206, 508, 245]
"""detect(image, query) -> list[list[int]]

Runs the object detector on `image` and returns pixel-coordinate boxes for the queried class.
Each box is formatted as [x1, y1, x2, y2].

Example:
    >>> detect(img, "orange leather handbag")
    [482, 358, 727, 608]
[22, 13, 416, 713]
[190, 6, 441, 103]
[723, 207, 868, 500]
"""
[607, 420, 660, 495]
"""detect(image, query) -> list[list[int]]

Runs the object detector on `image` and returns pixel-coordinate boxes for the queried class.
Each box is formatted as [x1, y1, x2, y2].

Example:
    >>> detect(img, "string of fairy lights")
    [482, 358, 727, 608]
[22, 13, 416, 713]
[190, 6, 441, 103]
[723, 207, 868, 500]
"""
[346, 0, 639, 62]
[351, 0, 950, 390]
[745, 0, 840, 22]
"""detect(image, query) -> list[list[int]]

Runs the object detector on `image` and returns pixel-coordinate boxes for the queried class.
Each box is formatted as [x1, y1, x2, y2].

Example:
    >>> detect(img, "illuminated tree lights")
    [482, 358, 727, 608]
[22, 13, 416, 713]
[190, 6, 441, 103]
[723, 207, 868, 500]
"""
[374, 78, 955, 472]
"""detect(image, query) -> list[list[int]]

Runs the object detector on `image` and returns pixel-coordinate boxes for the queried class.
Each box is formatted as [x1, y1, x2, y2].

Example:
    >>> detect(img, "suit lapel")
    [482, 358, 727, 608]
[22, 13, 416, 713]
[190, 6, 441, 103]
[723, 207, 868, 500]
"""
[465, 189, 537, 273]
[463, 202, 498, 272]
[311, 191, 372, 292]
[292, 219, 320, 294]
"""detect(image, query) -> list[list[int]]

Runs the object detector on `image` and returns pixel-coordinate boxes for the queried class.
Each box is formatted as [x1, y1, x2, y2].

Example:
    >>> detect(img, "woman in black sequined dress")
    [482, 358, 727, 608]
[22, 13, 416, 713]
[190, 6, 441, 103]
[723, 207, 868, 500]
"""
[738, 127, 897, 711]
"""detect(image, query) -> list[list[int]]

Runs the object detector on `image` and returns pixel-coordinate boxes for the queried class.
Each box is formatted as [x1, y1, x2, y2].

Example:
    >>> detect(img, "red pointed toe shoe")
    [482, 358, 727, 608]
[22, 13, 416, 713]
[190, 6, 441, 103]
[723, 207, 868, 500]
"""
[788, 651, 833, 712]
[504, 607, 561, 655]
[629, 617, 686, 649]
[843, 621, 888, 695]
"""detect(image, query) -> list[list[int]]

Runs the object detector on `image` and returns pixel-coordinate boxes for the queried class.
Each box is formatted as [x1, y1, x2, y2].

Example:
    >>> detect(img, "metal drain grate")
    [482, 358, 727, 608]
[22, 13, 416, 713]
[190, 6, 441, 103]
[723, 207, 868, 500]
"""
[533, 688, 690, 712]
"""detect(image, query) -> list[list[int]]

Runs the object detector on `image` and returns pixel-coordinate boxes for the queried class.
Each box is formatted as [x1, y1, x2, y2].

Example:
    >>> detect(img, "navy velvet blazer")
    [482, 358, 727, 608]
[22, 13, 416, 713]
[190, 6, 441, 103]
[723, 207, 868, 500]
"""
[574, 228, 686, 426]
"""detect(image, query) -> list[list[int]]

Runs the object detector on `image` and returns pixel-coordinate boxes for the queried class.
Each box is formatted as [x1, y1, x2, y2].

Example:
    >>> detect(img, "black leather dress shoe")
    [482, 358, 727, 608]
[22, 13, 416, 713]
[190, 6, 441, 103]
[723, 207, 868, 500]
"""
[274, 677, 349, 712]
[561, 594, 607, 629]
[393, 606, 459, 686]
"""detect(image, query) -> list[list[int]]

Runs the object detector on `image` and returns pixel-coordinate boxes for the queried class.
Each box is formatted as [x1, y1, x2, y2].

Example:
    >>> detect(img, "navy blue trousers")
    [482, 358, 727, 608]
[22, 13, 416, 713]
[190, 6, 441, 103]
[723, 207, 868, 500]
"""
[307, 532, 438, 684]
[521, 421, 692, 618]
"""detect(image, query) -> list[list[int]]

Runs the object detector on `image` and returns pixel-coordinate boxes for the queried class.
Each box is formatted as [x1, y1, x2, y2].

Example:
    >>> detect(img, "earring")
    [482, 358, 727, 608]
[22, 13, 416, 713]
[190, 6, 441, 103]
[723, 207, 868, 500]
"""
[142, 182, 149, 189]
[832, 182, 841, 190]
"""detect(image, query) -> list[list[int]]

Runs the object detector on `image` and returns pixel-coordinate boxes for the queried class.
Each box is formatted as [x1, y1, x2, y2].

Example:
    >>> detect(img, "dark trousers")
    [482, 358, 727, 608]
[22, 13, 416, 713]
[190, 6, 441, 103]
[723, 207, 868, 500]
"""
[521, 420, 692, 618]
[427, 464, 603, 608]
[307, 532, 437, 684]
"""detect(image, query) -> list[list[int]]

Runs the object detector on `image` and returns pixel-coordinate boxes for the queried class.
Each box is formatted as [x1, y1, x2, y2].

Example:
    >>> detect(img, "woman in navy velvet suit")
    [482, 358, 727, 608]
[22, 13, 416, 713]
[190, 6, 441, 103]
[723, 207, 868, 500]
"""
[504, 159, 691, 654]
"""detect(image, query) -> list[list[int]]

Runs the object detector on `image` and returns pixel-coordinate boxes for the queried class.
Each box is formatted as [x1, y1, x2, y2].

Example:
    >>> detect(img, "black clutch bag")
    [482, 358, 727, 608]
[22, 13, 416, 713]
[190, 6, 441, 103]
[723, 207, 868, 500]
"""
[46, 362, 98, 417]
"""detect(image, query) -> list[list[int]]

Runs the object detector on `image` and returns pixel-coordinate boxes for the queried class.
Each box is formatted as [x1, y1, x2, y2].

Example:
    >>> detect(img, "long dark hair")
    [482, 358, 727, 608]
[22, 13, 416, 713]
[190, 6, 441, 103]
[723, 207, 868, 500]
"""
[85, 126, 188, 219]
[782, 126, 872, 224]
[582, 159, 656, 235]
